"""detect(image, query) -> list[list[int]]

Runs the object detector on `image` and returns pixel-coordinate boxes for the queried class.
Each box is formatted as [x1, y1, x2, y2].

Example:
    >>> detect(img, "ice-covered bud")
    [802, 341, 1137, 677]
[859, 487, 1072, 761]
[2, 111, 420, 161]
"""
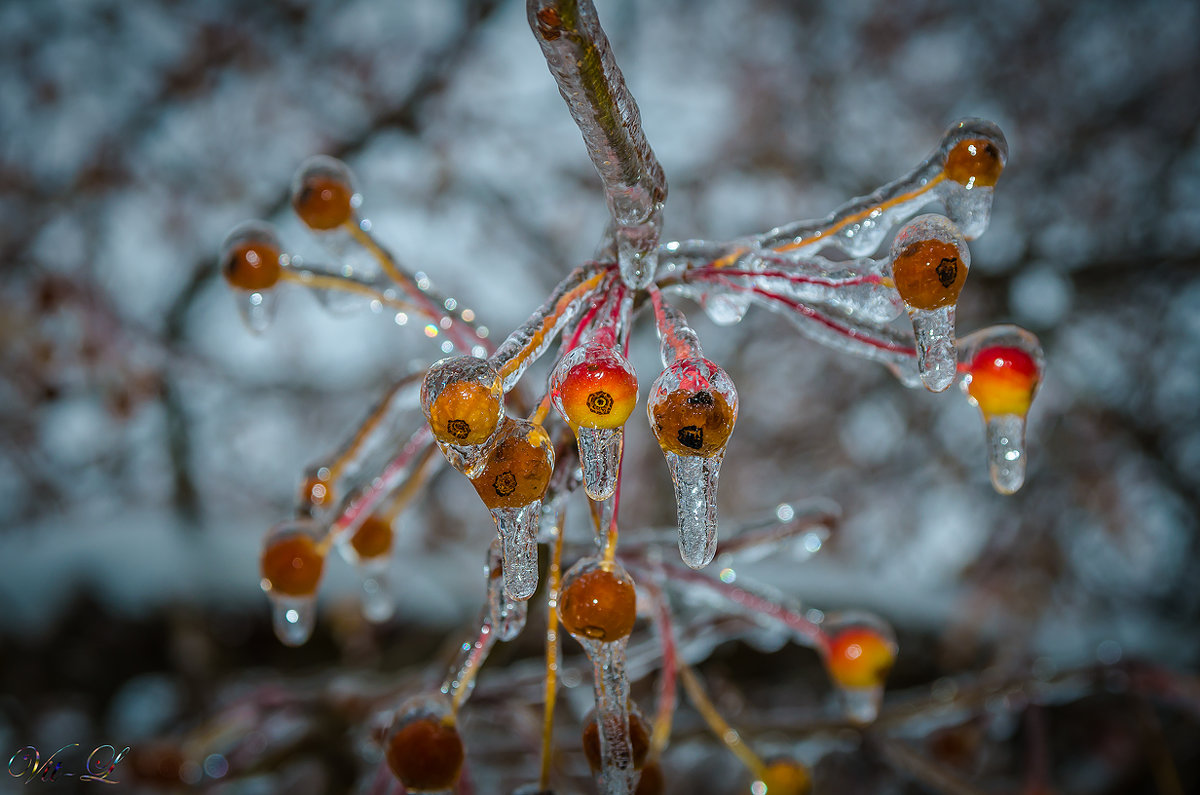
[291, 155, 359, 231]
[558, 558, 638, 644]
[469, 418, 554, 511]
[422, 356, 505, 448]
[385, 695, 464, 792]
[889, 214, 970, 312]
[942, 118, 1008, 189]
[260, 520, 325, 598]
[550, 343, 639, 430]
[220, 221, 284, 292]
[646, 358, 737, 458]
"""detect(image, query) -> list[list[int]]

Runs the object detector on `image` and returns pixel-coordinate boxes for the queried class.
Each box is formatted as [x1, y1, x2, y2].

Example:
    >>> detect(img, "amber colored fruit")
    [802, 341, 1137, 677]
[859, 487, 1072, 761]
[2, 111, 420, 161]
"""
[222, 239, 281, 291]
[826, 627, 896, 689]
[649, 387, 735, 457]
[968, 345, 1039, 417]
[891, 237, 967, 311]
[636, 760, 665, 795]
[261, 535, 325, 597]
[557, 357, 638, 430]
[351, 514, 393, 560]
[559, 567, 637, 642]
[385, 716, 464, 791]
[582, 709, 651, 772]
[302, 474, 332, 508]
[292, 173, 355, 230]
[944, 138, 1004, 188]
[428, 380, 502, 447]
[469, 425, 553, 510]
[759, 758, 813, 795]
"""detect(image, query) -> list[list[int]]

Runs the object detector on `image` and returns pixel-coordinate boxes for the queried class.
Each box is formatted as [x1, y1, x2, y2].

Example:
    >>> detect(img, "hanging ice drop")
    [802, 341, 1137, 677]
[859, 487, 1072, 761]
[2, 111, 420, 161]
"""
[663, 451, 724, 569]
[961, 325, 1044, 495]
[469, 418, 554, 600]
[486, 539, 528, 641]
[889, 214, 971, 392]
[646, 358, 738, 569]
[338, 513, 396, 623]
[549, 342, 638, 501]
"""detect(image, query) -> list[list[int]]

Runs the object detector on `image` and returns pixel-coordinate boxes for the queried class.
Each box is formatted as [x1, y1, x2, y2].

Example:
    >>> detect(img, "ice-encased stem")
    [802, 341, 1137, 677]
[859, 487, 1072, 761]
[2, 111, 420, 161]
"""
[442, 619, 495, 711]
[911, 305, 958, 392]
[491, 265, 607, 391]
[528, 0, 667, 289]
[664, 450, 724, 570]
[492, 502, 542, 601]
[577, 426, 623, 501]
[583, 637, 639, 794]
[984, 413, 1027, 495]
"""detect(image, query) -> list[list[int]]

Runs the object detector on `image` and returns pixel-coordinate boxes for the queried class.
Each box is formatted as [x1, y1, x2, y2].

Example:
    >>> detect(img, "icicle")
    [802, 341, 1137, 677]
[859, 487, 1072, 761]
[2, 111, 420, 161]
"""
[421, 355, 506, 478]
[700, 290, 752, 326]
[663, 450, 723, 569]
[259, 519, 326, 647]
[234, 288, 278, 335]
[469, 418, 555, 600]
[820, 612, 897, 725]
[492, 503, 542, 601]
[487, 538, 529, 641]
[557, 558, 640, 794]
[384, 694, 464, 793]
[960, 325, 1044, 494]
[549, 341, 638, 501]
[646, 359, 738, 569]
[889, 214, 971, 392]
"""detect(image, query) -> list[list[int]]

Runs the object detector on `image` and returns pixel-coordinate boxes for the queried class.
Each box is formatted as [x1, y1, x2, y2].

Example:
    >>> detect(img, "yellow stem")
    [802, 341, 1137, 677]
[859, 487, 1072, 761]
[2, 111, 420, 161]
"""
[678, 663, 767, 780]
[539, 507, 567, 790]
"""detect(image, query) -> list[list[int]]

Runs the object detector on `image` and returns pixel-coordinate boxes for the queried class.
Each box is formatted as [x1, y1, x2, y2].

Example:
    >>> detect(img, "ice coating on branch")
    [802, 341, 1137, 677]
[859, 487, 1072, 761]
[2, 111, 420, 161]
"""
[259, 519, 326, 646]
[558, 558, 640, 794]
[550, 340, 639, 501]
[646, 358, 738, 569]
[960, 325, 1044, 494]
[490, 265, 608, 391]
[421, 356, 506, 477]
[486, 538, 529, 641]
[469, 418, 554, 600]
[820, 611, 897, 725]
[752, 118, 1005, 258]
[528, 0, 666, 289]
[889, 214, 971, 392]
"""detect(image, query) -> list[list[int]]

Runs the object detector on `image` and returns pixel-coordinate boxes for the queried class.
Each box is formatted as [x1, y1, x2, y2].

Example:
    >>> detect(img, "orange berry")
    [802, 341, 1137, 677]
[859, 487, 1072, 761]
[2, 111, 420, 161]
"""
[551, 345, 639, 430]
[582, 707, 651, 772]
[385, 715, 464, 791]
[559, 564, 637, 643]
[261, 534, 325, 597]
[648, 385, 735, 457]
[291, 157, 356, 230]
[351, 514, 393, 560]
[967, 345, 1039, 418]
[422, 357, 504, 448]
[758, 758, 812, 795]
[891, 237, 966, 311]
[945, 138, 1004, 188]
[636, 760, 665, 795]
[469, 420, 554, 510]
[826, 627, 896, 689]
[221, 236, 282, 291]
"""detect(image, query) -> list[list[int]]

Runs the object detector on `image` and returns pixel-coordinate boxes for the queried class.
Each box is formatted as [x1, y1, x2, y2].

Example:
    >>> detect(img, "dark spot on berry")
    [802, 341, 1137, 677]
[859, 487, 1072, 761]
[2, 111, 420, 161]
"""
[493, 471, 517, 497]
[935, 257, 958, 288]
[586, 390, 613, 415]
[447, 419, 471, 440]
[687, 390, 714, 407]
[678, 426, 704, 450]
